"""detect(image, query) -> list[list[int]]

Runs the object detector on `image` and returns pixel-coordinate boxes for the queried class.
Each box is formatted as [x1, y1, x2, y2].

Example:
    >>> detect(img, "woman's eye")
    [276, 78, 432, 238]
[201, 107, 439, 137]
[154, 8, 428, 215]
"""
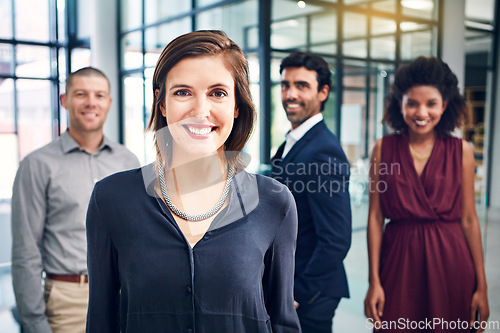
[174, 90, 190, 97]
[212, 90, 227, 98]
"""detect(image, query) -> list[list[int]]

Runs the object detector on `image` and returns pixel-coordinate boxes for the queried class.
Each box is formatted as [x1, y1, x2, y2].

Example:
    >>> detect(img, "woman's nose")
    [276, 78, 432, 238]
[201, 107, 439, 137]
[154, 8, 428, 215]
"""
[191, 96, 210, 118]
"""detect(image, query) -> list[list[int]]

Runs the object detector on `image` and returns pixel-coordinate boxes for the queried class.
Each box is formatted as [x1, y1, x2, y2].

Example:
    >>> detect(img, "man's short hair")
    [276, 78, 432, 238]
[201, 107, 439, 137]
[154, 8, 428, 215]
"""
[65, 67, 110, 93]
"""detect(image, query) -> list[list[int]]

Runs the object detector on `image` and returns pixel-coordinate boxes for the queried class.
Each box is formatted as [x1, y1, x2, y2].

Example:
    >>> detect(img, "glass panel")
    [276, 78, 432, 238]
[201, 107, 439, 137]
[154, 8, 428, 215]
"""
[144, 18, 191, 68]
[121, 0, 143, 31]
[344, 12, 367, 39]
[400, 26, 434, 60]
[70, 48, 91, 71]
[341, 90, 366, 165]
[123, 74, 146, 165]
[465, 31, 493, 58]
[16, 80, 52, 159]
[372, 0, 396, 14]
[57, 0, 65, 42]
[196, 1, 258, 48]
[272, 0, 324, 23]
[344, 61, 367, 89]
[0, 0, 12, 39]
[346, 0, 395, 13]
[343, 12, 367, 57]
[59, 81, 68, 133]
[0, 45, 13, 75]
[310, 12, 337, 55]
[0, 79, 15, 133]
[58, 48, 67, 84]
[371, 17, 396, 60]
[146, 0, 191, 24]
[372, 63, 393, 140]
[344, 40, 367, 58]
[271, 0, 326, 50]
[246, 26, 259, 50]
[15, 46, 51, 78]
[342, 61, 368, 165]
[272, 17, 308, 50]
[144, 68, 156, 164]
[14, 0, 50, 41]
[122, 31, 143, 70]
[77, 0, 90, 40]
[466, 0, 494, 23]
[344, 0, 370, 5]
[401, 0, 438, 20]
[372, 16, 396, 36]
[370, 36, 395, 60]
[0, 134, 18, 199]
[246, 53, 260, 172]
[196, 0, 224, 6]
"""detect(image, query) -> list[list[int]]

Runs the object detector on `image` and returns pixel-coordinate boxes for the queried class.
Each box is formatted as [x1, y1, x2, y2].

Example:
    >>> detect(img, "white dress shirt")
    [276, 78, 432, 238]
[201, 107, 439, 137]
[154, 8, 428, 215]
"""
[282, 113, 323, 158]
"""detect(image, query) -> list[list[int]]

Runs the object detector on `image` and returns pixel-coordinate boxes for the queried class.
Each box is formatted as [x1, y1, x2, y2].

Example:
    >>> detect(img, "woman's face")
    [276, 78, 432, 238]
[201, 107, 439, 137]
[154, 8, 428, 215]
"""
[159, 55, 238, 160]
[401, 85, 447, 137]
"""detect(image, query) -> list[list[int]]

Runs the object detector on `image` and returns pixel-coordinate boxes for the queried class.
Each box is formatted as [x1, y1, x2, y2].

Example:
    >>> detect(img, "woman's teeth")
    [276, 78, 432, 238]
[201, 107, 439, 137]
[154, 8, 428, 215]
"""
[415, 120, 429, 126]
[187, 126, 212, 135]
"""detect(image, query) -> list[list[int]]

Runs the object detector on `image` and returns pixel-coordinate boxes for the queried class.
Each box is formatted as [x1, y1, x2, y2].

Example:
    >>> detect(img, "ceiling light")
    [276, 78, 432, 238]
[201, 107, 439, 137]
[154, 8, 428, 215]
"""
[401, 0, 434, 11]
[297, 1, 306, 8]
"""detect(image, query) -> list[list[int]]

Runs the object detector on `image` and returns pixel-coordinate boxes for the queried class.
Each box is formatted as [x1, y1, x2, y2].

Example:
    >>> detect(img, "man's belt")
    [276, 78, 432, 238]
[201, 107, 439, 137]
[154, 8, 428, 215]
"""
[46, 273, 88, 283]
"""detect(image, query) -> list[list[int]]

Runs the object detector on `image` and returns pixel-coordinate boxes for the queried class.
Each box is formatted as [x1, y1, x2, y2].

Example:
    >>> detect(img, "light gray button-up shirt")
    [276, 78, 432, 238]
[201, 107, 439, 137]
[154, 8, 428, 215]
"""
[11, 131, 140, 333]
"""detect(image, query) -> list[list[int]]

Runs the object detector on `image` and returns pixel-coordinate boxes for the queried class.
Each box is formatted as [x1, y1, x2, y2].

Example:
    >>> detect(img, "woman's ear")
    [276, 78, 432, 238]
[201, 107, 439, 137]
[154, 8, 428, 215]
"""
[234, 107, 239, 119]
[442, 100, 448, 112]
[155, 89, 166, 117]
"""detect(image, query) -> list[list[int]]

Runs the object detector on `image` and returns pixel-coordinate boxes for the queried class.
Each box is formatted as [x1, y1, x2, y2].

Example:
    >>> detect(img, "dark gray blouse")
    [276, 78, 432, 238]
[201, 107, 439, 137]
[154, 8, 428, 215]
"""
[86, 165, 301, 333]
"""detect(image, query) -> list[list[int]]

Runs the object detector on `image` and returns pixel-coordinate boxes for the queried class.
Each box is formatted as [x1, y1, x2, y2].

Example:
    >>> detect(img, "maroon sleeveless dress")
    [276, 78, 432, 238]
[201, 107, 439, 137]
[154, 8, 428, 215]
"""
[378, 133, 475, 332]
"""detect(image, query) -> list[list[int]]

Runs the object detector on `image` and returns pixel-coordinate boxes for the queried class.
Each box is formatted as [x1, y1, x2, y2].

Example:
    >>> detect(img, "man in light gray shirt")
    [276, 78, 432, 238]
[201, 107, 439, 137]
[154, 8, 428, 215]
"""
[11, 67, 140, 333]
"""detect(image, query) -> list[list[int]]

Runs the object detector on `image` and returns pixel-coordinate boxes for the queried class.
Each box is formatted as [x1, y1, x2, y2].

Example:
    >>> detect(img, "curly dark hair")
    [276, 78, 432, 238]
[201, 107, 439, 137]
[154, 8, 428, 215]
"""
[383, 56, 468, 135]
[279, 52, 332, 111]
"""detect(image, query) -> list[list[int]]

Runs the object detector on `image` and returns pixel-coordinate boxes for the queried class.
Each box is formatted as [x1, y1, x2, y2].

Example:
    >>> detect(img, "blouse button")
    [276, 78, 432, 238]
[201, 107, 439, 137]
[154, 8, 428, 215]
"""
[187, 329, 193, 333]
[187, 286, 192, 294]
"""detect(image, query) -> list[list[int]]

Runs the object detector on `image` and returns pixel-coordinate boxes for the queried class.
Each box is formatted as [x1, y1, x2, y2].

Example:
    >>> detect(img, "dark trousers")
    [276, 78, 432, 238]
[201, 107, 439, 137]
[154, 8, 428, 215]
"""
[296, 294, 341, 333]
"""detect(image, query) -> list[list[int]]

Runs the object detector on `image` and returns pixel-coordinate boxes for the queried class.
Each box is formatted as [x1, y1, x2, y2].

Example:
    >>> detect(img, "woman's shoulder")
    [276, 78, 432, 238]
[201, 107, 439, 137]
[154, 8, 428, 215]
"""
[381, 132, 403, 144]
[94, 165, 148, 200]
[236, 171, 293, 203]
[254, 173, 294, 209]
[441, 133, 464, 144]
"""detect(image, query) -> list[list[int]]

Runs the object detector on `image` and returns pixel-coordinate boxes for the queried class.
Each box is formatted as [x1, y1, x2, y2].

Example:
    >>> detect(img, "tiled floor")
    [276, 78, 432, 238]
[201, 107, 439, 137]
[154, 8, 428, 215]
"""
[1, 205, 499, 332]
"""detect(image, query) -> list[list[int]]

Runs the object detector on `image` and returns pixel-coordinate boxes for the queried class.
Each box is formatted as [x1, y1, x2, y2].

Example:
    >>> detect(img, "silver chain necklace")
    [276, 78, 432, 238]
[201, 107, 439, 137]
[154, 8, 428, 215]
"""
[158, 162, 235, 221]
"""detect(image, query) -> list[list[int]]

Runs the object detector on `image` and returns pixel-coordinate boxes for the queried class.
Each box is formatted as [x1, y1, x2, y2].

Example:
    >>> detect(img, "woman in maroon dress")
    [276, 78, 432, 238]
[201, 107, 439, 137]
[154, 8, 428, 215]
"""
[364, 56, 489, 332]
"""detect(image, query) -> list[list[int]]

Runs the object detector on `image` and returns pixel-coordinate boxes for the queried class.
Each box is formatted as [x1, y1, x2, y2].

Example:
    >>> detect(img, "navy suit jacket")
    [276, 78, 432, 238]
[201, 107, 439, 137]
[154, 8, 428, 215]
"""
[271, 120, 351, 304]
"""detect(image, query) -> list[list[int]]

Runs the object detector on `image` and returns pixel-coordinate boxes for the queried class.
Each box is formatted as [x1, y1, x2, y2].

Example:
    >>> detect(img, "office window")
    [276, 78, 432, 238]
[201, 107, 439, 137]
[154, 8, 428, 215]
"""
[464, 0, 496, 221]
[0, 0, 90, 200]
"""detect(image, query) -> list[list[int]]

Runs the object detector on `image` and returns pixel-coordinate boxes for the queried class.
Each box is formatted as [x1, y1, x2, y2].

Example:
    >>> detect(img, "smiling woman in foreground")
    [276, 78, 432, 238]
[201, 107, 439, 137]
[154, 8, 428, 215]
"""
[85, 30, 301, 333]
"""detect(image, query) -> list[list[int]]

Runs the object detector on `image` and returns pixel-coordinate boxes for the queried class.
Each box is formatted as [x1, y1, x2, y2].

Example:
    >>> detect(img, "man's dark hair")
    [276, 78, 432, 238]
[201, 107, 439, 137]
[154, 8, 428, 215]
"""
[280, 52, 332, 111]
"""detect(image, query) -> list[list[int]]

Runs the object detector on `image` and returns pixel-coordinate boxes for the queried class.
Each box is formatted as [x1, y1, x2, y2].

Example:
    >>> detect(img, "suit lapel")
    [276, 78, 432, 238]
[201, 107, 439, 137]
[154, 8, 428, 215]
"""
[281, 121, 325, 164]
[272, 142, 286, 161]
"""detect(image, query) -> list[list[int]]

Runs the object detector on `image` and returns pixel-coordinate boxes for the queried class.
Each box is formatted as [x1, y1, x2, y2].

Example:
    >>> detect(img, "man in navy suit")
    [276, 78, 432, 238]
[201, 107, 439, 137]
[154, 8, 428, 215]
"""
[271, 52, 352, 333]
